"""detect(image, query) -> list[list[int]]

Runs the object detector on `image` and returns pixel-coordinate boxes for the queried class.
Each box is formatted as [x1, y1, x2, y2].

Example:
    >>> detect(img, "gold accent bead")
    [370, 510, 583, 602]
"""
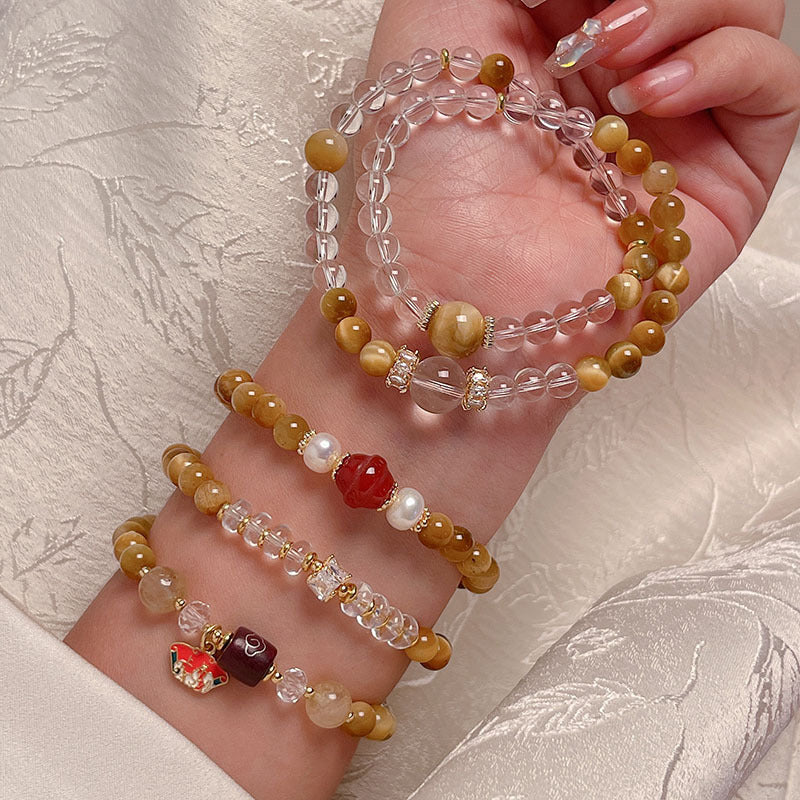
[271, 671, 283, 684]
[440, 48, 450, 70]
[623, 267, 642, 281]
[301, 551, 319, 572]
[278, 541, 292, 560]
[330, 452, 350, 481]
[296, 429, 317, 455]
[304, 686, 315, 697]
[137, 565, 152, 579]
[174, 597, 187, 612]
[412, 507, 432, 534]
[262, 664, 276, 682]
[496, 92, 505, 113]
[309, 559, 325, 574]
[627, 239, 649, 251]
[482, 316, 495, 349]
[236, 516, 251, 536]
[417, 299, 440, 332]
[337, 582, 358, 603]
[216, 502, 231, 521]
[377, 483, 399, 512]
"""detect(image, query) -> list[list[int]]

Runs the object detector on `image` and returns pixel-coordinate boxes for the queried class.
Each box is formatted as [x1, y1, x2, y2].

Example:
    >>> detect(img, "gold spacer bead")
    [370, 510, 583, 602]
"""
[417, 299, 440, 332]
[377, 483, 399, 513]
[301, 551, 319, 572]
[256, 529, 268, 548]
[304, 685, 315, 697]
[345, 711, 355, 724]
[627, 239, 649, 251]
[623, 267, 643, 281]
[262, 664, 276, 682]
[137, 565, 151, 578]
[236, 516, 251, 536]
[174, 597, 187, 612]
[309, 558, 325, 574]
[440, 48, 450, 70]
[496, 92, 505, 114]
[412, 507, 432, 534]
[278, 540, 293, 560]
[296, 429, 317, 455]
[216, 502, 231, 521]
[482, 316, 495, 349]
[271, 671, 283, 684]
[330, 452, 350, 482]
[337, 582, 358, 603]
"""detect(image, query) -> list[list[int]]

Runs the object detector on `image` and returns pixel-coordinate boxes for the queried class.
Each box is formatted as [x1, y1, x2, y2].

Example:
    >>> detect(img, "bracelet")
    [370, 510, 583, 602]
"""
[210, 373, 500, 595]
[111, 514, 396, 739]
[161, 442, 453, 670]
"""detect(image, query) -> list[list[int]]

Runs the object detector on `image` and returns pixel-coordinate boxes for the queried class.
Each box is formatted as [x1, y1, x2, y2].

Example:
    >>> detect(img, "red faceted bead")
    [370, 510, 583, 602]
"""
[334, 453, 395, 509]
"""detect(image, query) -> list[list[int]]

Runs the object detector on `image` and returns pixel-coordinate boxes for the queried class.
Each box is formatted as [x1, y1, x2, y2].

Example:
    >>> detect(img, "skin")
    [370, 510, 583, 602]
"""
[65, 0, 800, 798]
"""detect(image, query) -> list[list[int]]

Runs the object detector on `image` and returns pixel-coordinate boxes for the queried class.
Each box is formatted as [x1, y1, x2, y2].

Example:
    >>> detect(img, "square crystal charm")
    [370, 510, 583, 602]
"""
[306, 556, 352, 602]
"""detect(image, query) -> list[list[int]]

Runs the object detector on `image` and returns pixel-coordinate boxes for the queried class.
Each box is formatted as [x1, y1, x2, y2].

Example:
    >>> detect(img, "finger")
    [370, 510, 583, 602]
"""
[543, 0, 785, 79]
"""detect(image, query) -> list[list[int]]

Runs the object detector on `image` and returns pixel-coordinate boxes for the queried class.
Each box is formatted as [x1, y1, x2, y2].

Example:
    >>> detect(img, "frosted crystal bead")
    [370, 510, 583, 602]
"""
[358, 202, 392, 234]
[341, 582, 373, 617]
[515, 367, 546, 403]
[574, 140, 605, 171]
[375, 263, 409, 296]
[604, 188, 637, 222]
[561, 106, 595, 142]
[305, 201, 339, 233]
[554, 300, 588, 336]
[361, 140, 396, 172]
[375, 113, 410, 147]
[510, 73, 538, 98]
[262, 523, 290, 559]
[283, 540, 310, 575]
[380, 61, 413, 95]
[372, 607, 404, 642]
[402, 91, 434, 125]
[410, 47, 441, 82]
[590, 162, 623, 196]
[366, 232, 400, 265]
[352, 78, 386, 114]
[389, 614, 419, 649]
[385, 487, 425, 530]
[305, 681, 352, 728]
[242, 511, 272, 548]
[449, 46, 482, 81]
[139, 566, 186, 614]
[177, 599, 212, 637]
[312, 260, 347, 291]
[276, 667, 307, 703]
[393, 287, 427, 319]
[356, 171, 391, 204]
[330, 102, 363, 136]
[545, 363, 579, 399]
[220, 499, 252, 534]
[432, 81, 466, 116]
[358, 593, 390, 629]
[410, 356, 466, 414]
[583, 288, 616, 324]
[534, 91, 566, 131]
[302, 433, 341, 473]
[523, 310, 558, 345]
[503, 90, 535, 124]
[465, 85, 497, 120]
[305, 171, 338, 202]
[494, 316, 525, 352]
[488, 375, 517, 408]
[305, 231, 338, 262]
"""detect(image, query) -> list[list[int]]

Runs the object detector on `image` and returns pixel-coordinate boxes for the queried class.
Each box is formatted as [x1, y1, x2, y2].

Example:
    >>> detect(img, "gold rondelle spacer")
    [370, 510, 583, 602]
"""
[263, 664, 276, 682]
[278, 540, 293, 560]
[440, 48, 450, 70]
[305, 686, 315, 697]
[296, 429, 317, 455]
[309, 558, 325, 574]
[417, 299, 440, 332]
[482, 316, 495, 349]
[174, 597, 187, 612]
[623, 267, 643, 281]
[377, 483, 399, 513]
[412, 508, 432, 534]
[496, 92, 505, 114]
[236, 515, 252, 536]
[337, 582, 358, 603]
[301, 551, 318, 572]
[627, 238, 649, 251]
[137, 565, 152, 578]
[345, 711, 355, 724]
[216, 502, 231, 521]
[271, 671, 284, 684]
[330, 452, 350, 482]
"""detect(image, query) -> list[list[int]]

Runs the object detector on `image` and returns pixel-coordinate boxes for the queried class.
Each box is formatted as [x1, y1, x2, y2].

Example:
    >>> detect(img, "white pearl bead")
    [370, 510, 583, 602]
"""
[302, 433, 341, 473]
[385, 487, 425, 530]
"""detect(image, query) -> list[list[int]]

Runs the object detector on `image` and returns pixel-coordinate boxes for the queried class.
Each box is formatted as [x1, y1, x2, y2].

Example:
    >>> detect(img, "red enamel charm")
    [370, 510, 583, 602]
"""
[334, 453, 395, 509]
[170, 642, 228, 694]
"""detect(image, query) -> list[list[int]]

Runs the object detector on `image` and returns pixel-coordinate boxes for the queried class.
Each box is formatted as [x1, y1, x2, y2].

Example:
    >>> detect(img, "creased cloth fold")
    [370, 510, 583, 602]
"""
[409, 521, 800, 800]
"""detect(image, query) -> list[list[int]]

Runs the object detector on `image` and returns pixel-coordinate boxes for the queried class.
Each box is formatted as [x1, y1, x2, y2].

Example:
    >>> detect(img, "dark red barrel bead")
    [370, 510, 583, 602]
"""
[216, 626, 277, 686]
[334, 453, 395, 509]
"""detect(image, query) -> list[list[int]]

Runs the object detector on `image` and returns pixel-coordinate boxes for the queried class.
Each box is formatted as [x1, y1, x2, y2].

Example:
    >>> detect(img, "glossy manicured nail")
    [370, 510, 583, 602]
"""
[521, 0, 548, 7]
[608, 59, 694, 114]
[544, 0, 651, 78]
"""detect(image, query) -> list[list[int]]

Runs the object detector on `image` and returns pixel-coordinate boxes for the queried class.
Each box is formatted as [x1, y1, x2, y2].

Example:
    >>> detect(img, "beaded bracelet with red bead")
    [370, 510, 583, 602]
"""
[212, 370, 500, 595]
[161, 443, 452, 670]
[111, 514, 396, 739]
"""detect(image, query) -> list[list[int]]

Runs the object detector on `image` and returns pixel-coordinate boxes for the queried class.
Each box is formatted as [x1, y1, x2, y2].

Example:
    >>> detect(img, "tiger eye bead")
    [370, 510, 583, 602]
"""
[629, 320, 666, 356]
[113, 532, 148, 561]
[177, 462, 214, 496]
[166, 452, 199, 485]
[622, 245, 658, 280]
[652, 228, 691, 263]
[653, 262, 690, 294]
[366, 704, 396, 741]
[418, 511, 454, 549]
[335, 316, 372, 354]
[605, 341, 643, 379]
[359, 340, 396, 377]
[422, 635, 452, 671]
[112, 519, 149, 543]
[320, 288, 357, 324]
[405, 626, 439, 662]
[304, 128, 348, 172]
[461, 558, 500, 593]
[193, 480, 232, 516]
[642, 161, 678, 195]
[440, 526, 474, 563]
[479, 53, 515, 89]
[343, 701, 377, 738]
[215, 369, 253, 406]
[230, 382, 265, 416]
[619, 214, 655, 246]
[119, 543, 157, 579]
[252, 393, 287, 428]
[592, 115, 629, 153]
[575, 355, 611, 392]
[161, 444, 200, 474]
[457, 543, 492, 577]
[273, 414, 311, 451]
[605, 272, 642, 310]
[428, 301, 485, 359]
[650, 194, 685, 229]
[643, 290, 680, 325]
[616, 138, 653, 175]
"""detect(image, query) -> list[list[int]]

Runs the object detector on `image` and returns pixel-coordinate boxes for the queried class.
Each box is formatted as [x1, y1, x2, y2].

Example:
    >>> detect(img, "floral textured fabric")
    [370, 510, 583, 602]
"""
[1, 0, 800, 798]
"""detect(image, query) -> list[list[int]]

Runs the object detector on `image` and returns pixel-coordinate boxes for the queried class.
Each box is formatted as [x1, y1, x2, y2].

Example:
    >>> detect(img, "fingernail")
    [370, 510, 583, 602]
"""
[544, 0, 651, 78]
[608, 59, 694, 114]
[521, 0, 548, 6]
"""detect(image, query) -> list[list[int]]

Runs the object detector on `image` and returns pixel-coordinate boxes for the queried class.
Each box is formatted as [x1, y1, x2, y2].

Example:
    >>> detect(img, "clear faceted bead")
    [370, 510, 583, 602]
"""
[554, 300, 588, 336]
[358, 202, 392, 234]
[488, 375, 517, 408]
[341, 582, 373, 617]
[523, 310, 558, 345]
[375, 263, 409, 296]
[305, 170, 338, 202]
[449, 46, 482, 81]
[352, 78, 386, 114]
[494, 316, 525, 352]
[372, 607, 404, 642]
[380, 61, 413, 95]
[284, 540, 310, 576]
[515, 367, 546, 403]
[366, 232, 400, 265]
[312, 260, 347, 291]
[305, 231, 339, 262]
[410, 47, 441, 82]
[410, 356, 466, 415]
[561, 106, 596, 142]
[262, 523, 290, 559]
[358, 593, 390, 629]
[276, 667, 308, 704]
[604, 188, 637, 222]
[361, 140, 396, 172]
[177, 599, 212, 637]
[465, 85, 497, 120]
[545, 363, 579, 399]
[242, 511, 272, 548]
[356, 171, 391, 203]
[431, 81, 466, 116]
[590, 162, 623, 196]
[503, 90, 535, 125]
[375, 113, 410, 147]
[583, 288, 616, 324]
[305, 201, 339, 233]
[220, 499, 252, 534]
[330, 102, 363, 136]
[389, 614, 419, 649]
[534, 90, 566, 131]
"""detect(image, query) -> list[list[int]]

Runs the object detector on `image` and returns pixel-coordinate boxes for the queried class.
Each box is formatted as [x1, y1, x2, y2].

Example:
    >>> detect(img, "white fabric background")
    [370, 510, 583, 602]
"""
[1, 0, 799, 797]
